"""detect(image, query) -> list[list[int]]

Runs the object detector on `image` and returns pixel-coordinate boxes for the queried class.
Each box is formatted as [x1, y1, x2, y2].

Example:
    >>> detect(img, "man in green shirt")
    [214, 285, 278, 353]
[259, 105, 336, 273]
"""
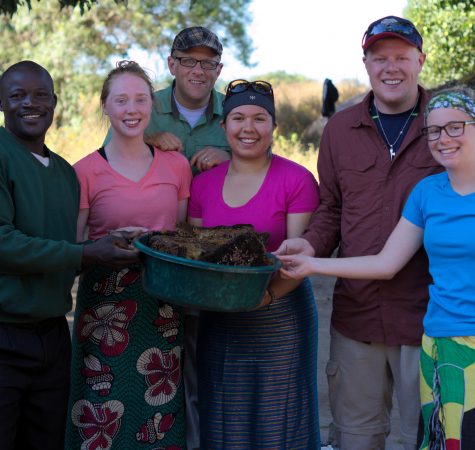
[157, 27, 229, 449]
[104, 26, 230, 174]
[0, 60, 139, 450]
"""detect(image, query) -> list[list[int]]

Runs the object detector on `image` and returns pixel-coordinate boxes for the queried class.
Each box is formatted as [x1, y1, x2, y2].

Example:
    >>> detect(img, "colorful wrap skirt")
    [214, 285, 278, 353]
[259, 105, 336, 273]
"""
[198, 277, 320, 449]
[65, 265, 186, 450]
[419, 333, 475, 450]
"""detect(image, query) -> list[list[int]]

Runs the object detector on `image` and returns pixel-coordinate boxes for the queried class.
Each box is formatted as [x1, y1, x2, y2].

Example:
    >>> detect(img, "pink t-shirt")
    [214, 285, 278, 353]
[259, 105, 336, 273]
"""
[188, 154, 319, 251]
[74, 148, 192, 240]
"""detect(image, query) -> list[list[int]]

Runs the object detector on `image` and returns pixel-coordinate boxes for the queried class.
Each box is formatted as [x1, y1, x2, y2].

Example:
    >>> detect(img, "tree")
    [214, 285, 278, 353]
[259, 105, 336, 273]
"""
[0, 0, 124, 16]
[0, 0, 252, 126]
[405, 0, 475, 87]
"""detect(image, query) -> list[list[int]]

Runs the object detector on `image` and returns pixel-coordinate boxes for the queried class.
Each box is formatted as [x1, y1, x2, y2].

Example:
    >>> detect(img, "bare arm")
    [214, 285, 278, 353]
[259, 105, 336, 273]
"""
[259, 212, 313, 307]
[77, 208, 90, 242]
[177, 199, 188, 223]
[187, 217, 203, 227]
[278, 217, 423, 280]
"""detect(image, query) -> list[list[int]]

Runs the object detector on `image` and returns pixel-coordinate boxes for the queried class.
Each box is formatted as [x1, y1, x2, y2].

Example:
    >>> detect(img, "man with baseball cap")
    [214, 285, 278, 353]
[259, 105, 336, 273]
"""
[276, 16, 442, 450]
[104, 26, 229, 173]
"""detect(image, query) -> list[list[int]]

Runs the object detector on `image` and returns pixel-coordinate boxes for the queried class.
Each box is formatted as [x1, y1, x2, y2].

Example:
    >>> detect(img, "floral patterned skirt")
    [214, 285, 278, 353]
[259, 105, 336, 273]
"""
[65, 265, 185, 450]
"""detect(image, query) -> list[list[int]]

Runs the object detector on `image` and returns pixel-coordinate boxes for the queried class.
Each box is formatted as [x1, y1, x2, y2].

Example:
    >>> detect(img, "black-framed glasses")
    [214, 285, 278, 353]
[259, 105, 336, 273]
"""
[362, 17, 422, 50]
[225, 79, 274, 99]
[173, 56, 220, 70]
[422, 120, 475, 141]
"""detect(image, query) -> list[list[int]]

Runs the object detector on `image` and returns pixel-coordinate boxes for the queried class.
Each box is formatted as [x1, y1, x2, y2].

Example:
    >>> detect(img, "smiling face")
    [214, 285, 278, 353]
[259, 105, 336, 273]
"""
[223, 104, 275, 161]
[363, 38, 425, 113]
[168, 46, 222, 109]
[426, 107, 475, 172]
[0, 62, 56, 151]
[103, 73, 153, 139]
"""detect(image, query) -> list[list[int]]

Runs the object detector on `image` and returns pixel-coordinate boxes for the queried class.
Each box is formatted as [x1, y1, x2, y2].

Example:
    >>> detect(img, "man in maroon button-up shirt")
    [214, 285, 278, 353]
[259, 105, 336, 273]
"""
[276, 16, 443, 450]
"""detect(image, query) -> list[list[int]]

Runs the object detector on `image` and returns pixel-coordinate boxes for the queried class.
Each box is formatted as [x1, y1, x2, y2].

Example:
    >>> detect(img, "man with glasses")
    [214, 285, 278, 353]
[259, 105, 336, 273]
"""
[105, 26, 230, 173]
[276, 16, 442, 450]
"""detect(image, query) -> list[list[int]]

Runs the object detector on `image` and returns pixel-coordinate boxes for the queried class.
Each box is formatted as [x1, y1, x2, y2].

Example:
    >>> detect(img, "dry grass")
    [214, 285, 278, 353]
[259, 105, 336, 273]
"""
[273, 135, 318, 179]
[45, 97, 105, 164]
[44, 79, 366, 177]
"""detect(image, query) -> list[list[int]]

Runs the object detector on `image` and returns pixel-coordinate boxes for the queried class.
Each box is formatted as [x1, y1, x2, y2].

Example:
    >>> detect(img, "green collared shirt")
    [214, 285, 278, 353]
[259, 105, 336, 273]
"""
[103, 83, 230, 162]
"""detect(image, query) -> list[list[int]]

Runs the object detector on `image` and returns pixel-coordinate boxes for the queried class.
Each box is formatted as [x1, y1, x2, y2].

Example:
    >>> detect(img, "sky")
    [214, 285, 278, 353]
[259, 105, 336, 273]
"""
[129, 0, 408, 85]
[219, 0, 408, 84]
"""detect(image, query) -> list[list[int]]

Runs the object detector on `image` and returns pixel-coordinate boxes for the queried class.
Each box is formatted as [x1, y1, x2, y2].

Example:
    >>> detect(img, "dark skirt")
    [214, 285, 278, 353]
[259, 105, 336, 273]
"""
[198, 277, 320, 449]
[65, 265, 186, 450]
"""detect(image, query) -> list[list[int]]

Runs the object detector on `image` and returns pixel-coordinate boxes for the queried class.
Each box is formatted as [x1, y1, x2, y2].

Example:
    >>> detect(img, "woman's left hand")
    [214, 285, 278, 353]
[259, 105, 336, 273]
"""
[276, 254, 313, 279]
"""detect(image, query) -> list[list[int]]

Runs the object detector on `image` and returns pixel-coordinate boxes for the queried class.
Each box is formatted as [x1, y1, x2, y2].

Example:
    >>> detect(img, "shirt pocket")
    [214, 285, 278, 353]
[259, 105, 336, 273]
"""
[337, 153, 380, 203]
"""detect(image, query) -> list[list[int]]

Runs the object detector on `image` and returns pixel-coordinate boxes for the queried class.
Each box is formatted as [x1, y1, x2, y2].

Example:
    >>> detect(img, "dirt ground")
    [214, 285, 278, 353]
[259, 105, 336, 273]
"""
[69, 274, 406, 449]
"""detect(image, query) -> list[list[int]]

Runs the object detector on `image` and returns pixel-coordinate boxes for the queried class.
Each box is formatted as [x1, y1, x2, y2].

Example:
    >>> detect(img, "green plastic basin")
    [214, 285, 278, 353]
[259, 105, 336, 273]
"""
[134, 234, 281, 312]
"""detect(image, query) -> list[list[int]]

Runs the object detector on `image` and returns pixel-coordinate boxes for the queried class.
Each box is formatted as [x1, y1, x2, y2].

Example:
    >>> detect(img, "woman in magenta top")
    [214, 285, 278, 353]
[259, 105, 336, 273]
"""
[188, 79, 321, 449]
[65, 61, 192, 450]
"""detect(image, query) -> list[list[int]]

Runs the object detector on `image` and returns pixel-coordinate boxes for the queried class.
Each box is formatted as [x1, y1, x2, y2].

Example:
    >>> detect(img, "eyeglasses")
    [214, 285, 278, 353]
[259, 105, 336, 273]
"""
[173, 56, 220, 70]
[225, 79, 274, 99]
[362, 17, 422, 50]
[422, 120, 475, 141]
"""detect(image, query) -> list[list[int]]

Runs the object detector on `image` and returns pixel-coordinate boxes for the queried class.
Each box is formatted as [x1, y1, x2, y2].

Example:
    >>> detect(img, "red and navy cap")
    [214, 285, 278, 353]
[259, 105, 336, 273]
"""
[362, 16, 423, 52]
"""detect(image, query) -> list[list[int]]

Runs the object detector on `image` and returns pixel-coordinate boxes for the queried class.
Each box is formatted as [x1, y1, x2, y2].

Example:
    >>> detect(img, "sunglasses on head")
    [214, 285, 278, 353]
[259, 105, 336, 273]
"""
[225, 79, 274, 99]
[362, 17, 422, 50]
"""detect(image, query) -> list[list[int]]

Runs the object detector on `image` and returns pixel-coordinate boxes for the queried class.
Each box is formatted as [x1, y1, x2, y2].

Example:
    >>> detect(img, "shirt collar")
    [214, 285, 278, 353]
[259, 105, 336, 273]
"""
[168, 80, 220, 120]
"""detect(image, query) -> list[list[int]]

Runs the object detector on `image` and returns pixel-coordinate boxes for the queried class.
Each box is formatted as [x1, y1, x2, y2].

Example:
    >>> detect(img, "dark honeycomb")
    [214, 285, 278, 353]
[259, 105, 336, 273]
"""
[148, 223, 272, 267]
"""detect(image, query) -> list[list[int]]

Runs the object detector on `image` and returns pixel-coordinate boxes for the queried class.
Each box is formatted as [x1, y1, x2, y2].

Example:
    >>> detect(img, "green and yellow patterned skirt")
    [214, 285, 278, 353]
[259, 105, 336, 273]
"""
[419, 334, 475, 450]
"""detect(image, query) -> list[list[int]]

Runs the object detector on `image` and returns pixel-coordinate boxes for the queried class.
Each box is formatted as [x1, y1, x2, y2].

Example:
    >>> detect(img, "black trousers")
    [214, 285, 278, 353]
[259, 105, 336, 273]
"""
[0, 316, 71, 450]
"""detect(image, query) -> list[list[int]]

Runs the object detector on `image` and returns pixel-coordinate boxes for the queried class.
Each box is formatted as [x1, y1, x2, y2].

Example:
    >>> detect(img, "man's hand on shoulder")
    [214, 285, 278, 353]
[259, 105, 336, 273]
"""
[191, 146, 231, 172]
[145, 131, 183, 152]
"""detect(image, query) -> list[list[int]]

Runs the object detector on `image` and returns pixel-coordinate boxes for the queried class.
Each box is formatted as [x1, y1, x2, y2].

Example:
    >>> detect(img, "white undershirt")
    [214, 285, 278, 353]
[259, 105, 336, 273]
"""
[173, 90, 207, 128]
[32, 153, 50, 167]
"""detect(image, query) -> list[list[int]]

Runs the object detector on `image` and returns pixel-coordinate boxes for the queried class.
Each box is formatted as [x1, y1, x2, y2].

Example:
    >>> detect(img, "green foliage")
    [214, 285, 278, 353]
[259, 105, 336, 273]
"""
[258, 71, 311, 85]
[0, 0, 126, 16]
[406, 0, 475, 87]
[0, 0, 252, 127]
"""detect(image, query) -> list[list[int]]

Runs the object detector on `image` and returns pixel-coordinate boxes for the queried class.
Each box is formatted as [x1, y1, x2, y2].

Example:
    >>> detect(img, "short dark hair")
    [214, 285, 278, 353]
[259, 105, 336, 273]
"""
[0, 60, 54, 97]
